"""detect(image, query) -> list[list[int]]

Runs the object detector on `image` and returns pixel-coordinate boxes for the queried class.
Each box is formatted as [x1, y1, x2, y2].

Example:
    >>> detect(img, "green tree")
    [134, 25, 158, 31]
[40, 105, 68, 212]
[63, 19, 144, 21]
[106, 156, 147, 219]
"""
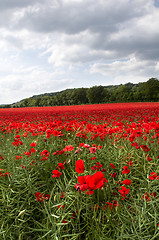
[87, 85, 105, 104]
[71, 88, 88, 105]
[144, 78, 159, 101]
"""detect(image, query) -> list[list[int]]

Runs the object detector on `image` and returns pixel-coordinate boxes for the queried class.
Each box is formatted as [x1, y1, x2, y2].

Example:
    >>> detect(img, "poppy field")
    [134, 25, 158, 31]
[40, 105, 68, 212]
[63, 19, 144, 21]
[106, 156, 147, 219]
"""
[0, 102, 159, 240]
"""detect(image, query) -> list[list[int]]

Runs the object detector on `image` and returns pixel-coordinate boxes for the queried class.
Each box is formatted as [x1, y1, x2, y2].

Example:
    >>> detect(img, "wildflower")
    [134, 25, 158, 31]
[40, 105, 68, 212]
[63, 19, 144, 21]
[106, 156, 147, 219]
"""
[88, 171, 108, 191]
[35, 192, 50, 202]
[91, 162, 103, 171]
[15, 155, 22, 160]
[31, 148, 36, 153]
[75, 159, 85, 174]
[126, 161, 133, 166]
[62, 219, 68, 223]
[143, 192, 150, 202]
[151, 192, 157, 198]
[61, 192, 66, 198]
[119, 186, 130, 198]
[57, 163, 65, 170]
[93, 204, 100, 210]
[106, 202, 113, 209]
[35, 192, 43, 202]
[147, 156, 152, 161]
[149, 172, 159, 180]
[30, 142, 37, 147]
[110, 163, 115, 169]
[91, 157, 96, 160]
[122, 166, 130, 174]
[40, 149, 50, 157]
[122, 179, 132, 185]
[140, 145, 150, 152]
[52, 170, 62, 178]
[110, 172, 117, 178]
[63, 145, 74, 152]
[89, 147, 97, 154]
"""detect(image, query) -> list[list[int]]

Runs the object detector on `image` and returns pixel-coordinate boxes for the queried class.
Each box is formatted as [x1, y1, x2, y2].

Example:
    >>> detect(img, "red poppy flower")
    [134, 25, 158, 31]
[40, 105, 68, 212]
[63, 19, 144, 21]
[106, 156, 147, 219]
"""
[75, 159, 85, 174]
[89, 171, 108, 190]
[122, 179, 131, 185]
[149, 172, 159, 180]
[143, 192, 150, 202]
[122, 166, 130, 174]
[35, 192, 44, 202]
[40, 149, 50, 157]
[30, 142, 37, 147]
[110, 172, 117, 178]
[147, 156, 152, 161]
[119, 186, 130, 198]
[63, 145, 74, 152]
[140, 145, 150, 152]
[110, 163, 115, 169]
[43, 194, 50, 200]
[31, 148, 36, 153]
[75, 175, 91, 192]
[52, 169, 62, 178]
[89, 147, 97, 154]
[57, 163, 65, 170]
[35, 192, 50, 202]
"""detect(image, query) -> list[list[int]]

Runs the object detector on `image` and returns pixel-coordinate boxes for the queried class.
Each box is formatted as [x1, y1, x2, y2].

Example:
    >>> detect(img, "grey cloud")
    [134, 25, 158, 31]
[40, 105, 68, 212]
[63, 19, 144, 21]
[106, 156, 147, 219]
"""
[0, 0, 159, 66]
[0, 0, 40, 10]
[4, 35, 23, 49]
[12, 0, 150, 34]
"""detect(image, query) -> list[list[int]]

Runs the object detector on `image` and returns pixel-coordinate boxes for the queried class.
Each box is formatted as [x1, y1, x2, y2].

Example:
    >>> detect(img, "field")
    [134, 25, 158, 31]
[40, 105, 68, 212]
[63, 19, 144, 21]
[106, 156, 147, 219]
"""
[0, 102, 159, 240]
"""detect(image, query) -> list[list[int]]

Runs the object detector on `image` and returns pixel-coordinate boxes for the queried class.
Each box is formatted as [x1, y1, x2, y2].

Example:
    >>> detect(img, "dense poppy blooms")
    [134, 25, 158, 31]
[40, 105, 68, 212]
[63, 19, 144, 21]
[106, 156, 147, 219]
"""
[75, 159, 85, 173]
[1, 102, 159, 225]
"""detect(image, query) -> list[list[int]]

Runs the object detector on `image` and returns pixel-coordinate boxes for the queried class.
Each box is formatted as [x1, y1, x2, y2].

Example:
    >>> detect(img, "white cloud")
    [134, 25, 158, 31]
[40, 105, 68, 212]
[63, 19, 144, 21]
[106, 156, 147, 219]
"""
[90, 57, 159, 86]
[0, 0, 159, 104]
[0, 66, 74, 104]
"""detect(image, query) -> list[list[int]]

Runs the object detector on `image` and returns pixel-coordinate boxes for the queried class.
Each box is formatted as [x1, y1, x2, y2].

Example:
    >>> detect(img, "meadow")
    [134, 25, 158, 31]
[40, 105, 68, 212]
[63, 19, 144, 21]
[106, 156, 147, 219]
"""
[0, 102, 159, 240]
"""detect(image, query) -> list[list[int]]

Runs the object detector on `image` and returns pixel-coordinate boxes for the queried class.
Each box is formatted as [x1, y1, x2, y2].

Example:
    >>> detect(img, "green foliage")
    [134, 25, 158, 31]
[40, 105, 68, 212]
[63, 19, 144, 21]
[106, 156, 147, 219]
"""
[87, 85, 105, 104]
[2, 77, 159, 108]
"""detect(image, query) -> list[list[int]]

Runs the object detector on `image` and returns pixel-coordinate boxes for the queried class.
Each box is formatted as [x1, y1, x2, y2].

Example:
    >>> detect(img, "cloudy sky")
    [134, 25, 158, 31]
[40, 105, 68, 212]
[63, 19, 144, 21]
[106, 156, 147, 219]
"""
[0, 0, 159, 104]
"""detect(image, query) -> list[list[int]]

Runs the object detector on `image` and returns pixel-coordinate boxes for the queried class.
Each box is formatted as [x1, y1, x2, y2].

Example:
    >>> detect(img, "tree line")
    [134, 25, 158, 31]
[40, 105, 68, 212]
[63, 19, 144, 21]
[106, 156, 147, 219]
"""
[1, 78, 159, 108]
